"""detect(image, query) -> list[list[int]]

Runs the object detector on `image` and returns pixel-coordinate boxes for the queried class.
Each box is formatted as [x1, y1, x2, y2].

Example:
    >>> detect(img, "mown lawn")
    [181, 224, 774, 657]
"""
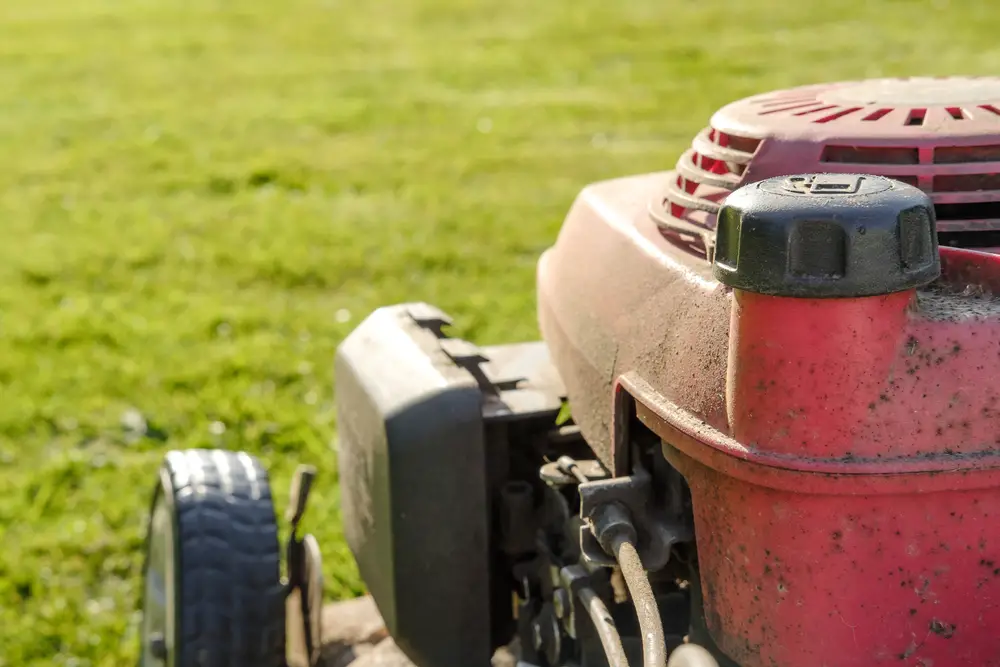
[0, 0, 997, 663]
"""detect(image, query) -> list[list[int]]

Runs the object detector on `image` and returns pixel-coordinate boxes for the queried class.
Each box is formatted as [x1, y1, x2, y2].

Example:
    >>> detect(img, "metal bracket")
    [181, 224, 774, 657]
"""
[285, 464, 323, 667]
[578, 465, 690, 572]
[539, 458, 609, 488]
[557, 564, 593, 640]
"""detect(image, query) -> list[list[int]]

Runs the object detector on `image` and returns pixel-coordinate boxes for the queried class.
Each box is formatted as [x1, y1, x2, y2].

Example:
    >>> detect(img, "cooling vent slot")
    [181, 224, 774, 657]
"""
[821, 145, 919, 165]
[935, 144, 1000, 164]
[939, 229, 1000, 248]
[653, 124, 764, 260]
[815, 107, 863, 123]
[934, 173, 1000, 192]
[936, 201, 1000, 221]
[863, 109, 892, 121]
[656, 78, 1000, 259]
[661, 126, 760, 228]
[820, 143, 1000, 200]
[749, 96, 1000, 126]
[906, 109, 927, 126]
[703, 129, 761, 154]
[756, 102, 868, 124]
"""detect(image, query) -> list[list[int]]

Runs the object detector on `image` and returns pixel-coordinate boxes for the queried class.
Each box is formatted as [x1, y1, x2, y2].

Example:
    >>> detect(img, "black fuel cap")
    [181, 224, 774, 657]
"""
[712, 173, 941, 298]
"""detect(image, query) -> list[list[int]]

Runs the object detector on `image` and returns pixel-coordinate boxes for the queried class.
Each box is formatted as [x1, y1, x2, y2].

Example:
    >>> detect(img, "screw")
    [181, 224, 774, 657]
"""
[553, 589, 570, 619]
[148, 633, 167, 661]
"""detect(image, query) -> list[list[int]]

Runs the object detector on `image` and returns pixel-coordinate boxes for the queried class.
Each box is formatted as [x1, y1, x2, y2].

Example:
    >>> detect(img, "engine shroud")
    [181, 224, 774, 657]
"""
[654, 76, 1000, 260]
[538, 77, 1000, 667]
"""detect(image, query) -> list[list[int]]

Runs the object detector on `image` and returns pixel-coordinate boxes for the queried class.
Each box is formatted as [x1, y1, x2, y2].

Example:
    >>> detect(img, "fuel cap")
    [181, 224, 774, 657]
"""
[712, 173, 940, 298]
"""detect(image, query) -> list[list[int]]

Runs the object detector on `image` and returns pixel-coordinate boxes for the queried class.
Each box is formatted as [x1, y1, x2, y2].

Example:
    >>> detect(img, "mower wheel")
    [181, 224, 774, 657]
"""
[139, 449, 286, 667]
[667, 644, 720, 667]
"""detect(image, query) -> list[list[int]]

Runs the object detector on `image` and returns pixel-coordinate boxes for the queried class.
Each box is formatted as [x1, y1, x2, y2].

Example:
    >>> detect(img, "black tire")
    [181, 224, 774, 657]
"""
[139, 449, 286, 667]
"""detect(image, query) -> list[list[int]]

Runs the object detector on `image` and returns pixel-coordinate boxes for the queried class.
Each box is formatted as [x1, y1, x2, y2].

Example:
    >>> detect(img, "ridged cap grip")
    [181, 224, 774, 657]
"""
[712, 174, 941, 297]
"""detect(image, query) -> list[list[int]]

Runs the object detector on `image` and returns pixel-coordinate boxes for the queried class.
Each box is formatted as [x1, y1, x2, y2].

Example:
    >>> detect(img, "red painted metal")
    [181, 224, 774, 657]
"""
[727, 289, 923, 460]
[652, 76, 1000, 260]
[702, 251, 1000, 667]
[537, 77, 1000, 666]
[616, 249, 1000, 667]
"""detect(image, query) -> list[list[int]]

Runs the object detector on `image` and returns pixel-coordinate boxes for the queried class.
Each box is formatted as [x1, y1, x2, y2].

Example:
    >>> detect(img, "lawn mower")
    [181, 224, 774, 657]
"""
[139, 76, 1000, 667]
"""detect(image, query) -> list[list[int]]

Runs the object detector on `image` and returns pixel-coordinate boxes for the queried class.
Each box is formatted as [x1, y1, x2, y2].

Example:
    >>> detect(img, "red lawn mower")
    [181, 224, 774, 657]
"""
[139, 76, 1000, 667]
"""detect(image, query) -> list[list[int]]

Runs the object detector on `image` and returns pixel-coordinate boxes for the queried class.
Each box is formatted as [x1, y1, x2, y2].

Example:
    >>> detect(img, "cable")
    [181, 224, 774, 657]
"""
[576, 585, 631, 667]
[556, 455, 590, 485]
[589, 502, 667, 667]
[612, 534, 667, 667]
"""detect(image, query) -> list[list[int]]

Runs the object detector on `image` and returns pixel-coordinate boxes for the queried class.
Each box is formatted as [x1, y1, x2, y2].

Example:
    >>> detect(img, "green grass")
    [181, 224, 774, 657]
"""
[0, 0, 999, 663]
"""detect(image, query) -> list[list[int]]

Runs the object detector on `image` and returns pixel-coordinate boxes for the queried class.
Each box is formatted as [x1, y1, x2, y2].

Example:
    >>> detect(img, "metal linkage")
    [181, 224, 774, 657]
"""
[577, 584, 630, 667]
[578, 462, 691, 574]
[285, 465, 323, 667]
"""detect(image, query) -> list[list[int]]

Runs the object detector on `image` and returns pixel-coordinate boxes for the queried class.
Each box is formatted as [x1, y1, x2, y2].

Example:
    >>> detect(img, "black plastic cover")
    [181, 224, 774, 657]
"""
[713, 173, 941, 297]
[334, 303, 566, 667]
[335, 304, 492, 667]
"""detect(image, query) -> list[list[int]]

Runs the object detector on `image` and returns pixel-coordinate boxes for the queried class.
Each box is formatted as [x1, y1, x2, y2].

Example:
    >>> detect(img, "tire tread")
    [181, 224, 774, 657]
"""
[163, 448, 286, 666]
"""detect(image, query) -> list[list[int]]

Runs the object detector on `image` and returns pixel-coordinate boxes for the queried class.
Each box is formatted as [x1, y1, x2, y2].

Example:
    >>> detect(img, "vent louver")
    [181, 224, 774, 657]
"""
[653, 77, 1000, 261]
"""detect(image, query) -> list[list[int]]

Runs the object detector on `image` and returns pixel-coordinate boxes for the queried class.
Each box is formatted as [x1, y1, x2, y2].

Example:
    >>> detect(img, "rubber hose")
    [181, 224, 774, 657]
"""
[612, 535, 667, 667]
[576, 585, 630, 667]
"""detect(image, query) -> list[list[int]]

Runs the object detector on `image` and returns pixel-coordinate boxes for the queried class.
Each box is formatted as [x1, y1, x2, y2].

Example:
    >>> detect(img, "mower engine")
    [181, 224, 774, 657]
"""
[334, 77, 1000, 667]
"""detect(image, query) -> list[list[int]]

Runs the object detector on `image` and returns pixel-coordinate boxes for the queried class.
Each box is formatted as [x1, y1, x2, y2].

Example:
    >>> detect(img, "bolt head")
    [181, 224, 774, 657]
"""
[148, 632, 167, 660]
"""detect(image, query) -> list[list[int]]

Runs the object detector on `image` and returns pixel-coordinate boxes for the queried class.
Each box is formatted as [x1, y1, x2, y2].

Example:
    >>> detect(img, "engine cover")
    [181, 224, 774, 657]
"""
[653, 76, 1000, 259]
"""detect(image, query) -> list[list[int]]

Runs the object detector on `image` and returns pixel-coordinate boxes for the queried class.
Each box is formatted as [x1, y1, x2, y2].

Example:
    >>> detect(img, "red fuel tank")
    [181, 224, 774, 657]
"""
[659, 174, 1000, 667]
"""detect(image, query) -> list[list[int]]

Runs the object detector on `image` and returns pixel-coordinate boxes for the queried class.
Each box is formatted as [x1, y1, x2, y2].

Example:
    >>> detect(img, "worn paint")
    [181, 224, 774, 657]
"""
[537, 168, 1000, 666]
[537, 172, 731, 473]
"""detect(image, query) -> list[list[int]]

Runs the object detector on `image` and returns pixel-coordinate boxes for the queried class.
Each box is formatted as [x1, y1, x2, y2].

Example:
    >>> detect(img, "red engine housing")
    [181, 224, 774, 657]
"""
[537, 77, 1000, 666]
[654, 76, 1000, 260]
